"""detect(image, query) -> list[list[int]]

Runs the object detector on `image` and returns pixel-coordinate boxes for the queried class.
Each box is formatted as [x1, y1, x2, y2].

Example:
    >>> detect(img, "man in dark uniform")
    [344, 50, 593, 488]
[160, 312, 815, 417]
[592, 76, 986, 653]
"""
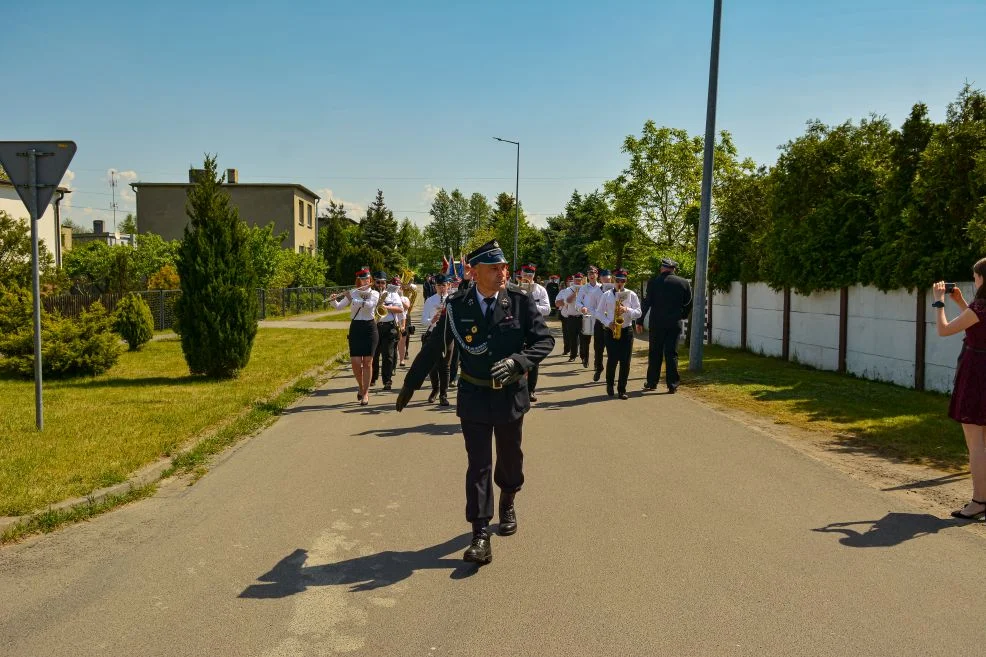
[637, 257, 693, 393]
[545, 275, 560, 318]
[396, 240, 554, 565]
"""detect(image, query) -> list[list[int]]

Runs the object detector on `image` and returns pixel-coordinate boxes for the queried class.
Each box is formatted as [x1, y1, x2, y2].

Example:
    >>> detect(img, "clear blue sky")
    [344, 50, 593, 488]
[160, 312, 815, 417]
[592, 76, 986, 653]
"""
[6, 0, 985, 230]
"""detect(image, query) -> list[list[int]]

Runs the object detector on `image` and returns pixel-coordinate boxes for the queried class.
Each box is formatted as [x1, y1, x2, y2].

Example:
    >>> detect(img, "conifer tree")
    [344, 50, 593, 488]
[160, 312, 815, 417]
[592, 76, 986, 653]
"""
[174, 155, 258, 378]
[360, 190, 402, 272]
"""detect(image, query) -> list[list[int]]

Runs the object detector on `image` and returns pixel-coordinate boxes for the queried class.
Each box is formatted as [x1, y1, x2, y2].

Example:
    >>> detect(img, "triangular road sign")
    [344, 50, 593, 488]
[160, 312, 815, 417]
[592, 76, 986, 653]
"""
[0, 141, 77, 217]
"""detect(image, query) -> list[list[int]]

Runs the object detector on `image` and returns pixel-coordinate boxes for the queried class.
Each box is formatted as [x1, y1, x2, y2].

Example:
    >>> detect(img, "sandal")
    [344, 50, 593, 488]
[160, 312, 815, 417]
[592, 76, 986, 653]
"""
[951, 499, 986, 520]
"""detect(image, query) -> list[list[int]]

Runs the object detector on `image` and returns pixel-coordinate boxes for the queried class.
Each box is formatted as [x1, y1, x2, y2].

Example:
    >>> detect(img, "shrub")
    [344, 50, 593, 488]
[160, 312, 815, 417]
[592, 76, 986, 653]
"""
[0, 296, 121, 379]
[114, 293, 154, 351]
[147, 263, 179, 290]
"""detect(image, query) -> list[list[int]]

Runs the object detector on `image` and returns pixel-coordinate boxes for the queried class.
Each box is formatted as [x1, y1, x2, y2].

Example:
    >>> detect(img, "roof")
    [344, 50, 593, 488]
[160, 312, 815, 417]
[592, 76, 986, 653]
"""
[0, 179, 72, 194]
[131, 181, 320, 200]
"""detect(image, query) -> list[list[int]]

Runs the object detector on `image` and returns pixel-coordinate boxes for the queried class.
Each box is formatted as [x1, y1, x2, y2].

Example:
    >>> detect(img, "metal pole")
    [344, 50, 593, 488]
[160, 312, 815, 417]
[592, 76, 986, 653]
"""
[513, 142, 520, 272]
[28, 149, 44, 430]
[688, 0, 723, 373]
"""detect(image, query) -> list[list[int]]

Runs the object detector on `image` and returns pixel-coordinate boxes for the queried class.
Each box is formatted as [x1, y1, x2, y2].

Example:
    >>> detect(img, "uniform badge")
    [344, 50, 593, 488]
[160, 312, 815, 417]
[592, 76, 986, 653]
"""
[470, 326, 478, 334]
[465, 335, 473, 343]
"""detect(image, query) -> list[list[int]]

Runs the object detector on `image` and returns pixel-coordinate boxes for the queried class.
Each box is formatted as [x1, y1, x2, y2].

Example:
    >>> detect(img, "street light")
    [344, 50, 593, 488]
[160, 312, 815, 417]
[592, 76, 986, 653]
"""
[493, 137, 520, 272]
[689, 0, 723, 372]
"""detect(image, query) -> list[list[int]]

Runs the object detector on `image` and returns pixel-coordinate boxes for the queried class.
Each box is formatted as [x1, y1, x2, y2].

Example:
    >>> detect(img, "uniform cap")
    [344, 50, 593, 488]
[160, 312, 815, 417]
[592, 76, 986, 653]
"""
[598, 268, 611, 277]
[356, 268, 371, 279]
[373, 271, 388, 281]
[660, 257, 678, 269]
[613, 268, 629, 280]
[467, 240, 508, 266]
[434, 273, 448, 284]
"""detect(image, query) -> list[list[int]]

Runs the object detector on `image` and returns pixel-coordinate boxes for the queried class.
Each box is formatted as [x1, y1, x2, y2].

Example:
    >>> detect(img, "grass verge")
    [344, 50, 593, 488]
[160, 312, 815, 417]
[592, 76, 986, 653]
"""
[0, 328, 347, 517]
[668, 344, 962, 470]
[312, 309, 351, 321]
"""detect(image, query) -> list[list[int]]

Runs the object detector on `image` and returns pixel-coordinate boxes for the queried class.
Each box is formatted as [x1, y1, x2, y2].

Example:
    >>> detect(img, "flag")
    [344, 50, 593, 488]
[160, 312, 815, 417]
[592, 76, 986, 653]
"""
[441, 254, 450, 275]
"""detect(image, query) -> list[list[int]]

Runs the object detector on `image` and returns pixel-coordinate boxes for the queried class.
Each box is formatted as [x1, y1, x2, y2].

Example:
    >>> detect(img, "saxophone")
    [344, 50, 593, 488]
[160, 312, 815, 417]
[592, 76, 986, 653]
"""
[612, 290, 629, 340]
[374, 288, 389, 320]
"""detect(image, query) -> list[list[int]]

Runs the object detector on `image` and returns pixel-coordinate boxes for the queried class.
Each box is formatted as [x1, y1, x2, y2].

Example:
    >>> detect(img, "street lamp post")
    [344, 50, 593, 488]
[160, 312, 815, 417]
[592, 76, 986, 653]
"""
[494, 137, 520, 272]
[688, 0, 723, 372]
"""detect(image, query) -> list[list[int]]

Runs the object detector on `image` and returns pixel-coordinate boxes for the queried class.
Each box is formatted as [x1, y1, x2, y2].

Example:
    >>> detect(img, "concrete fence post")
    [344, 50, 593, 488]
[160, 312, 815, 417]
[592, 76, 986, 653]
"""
[838, 286, 849, 373]
[915, 288, 927, 390]
[741, 282, 748, 350]
[782, 287, 791, 361]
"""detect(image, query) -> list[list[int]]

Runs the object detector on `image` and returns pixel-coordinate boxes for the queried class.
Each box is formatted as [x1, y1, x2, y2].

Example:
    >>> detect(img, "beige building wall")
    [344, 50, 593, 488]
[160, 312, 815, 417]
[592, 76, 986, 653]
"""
[136, 184, 319, 252]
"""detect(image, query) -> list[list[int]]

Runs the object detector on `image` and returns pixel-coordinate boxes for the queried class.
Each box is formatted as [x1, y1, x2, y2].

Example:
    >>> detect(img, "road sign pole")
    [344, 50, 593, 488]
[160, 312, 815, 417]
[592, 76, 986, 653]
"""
[28, 149, 44, 431]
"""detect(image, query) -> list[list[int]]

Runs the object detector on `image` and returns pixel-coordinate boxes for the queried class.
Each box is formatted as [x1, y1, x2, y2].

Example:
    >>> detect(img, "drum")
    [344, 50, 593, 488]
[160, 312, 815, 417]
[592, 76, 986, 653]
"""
[581, 313, 595, 336]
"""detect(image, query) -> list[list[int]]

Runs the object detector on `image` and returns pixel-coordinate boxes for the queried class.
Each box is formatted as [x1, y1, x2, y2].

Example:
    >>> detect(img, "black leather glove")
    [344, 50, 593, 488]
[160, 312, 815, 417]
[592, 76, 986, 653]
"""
[396, 384, 414, 412]
[490, 357, 523, 386]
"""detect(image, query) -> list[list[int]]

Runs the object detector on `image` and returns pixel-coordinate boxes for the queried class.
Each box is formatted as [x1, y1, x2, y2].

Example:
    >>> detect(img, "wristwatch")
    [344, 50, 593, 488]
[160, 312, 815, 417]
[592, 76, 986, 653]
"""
[932, 300, 945, 308]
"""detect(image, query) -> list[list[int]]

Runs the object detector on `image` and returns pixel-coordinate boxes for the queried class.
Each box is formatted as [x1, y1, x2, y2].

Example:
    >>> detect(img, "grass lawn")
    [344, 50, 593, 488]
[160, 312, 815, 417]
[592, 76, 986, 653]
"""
[671, 344, 963, 470]
[0, 328, 347, 517]
[312, 308, 351, 321]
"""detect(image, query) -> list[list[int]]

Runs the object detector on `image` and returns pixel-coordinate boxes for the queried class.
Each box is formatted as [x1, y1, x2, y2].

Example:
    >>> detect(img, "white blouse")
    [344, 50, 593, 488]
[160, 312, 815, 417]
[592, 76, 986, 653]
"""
[332, 288, 380, 321]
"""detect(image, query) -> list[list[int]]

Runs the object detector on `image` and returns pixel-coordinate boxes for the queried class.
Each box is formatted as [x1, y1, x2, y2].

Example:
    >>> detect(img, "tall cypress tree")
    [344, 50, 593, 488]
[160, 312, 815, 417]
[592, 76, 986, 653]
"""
[174, 155, 258, 378]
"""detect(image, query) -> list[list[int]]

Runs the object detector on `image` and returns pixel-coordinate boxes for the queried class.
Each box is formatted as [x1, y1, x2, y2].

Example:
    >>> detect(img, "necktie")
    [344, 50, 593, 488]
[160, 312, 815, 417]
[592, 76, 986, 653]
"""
[484, 297, 496, 324]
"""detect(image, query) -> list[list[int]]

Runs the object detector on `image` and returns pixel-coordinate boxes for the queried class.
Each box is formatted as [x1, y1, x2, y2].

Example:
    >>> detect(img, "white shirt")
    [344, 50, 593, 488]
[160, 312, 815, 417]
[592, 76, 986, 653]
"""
[594, 288, 642, 328]
[332, 288, 379, 321]
[378, 287, 404, 323]
[577, 282, 604, 323]
[528, 282, 551, 316]
[421, 292, 448, 327]
[556, 285, 580, 317]
[398, 295, 411, 326]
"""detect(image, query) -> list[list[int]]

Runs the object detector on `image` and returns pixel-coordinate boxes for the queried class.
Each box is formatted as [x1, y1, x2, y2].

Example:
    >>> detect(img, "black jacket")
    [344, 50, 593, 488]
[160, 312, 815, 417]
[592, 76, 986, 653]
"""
[403, 287, 554, 423]
[639, 272, 693, 330]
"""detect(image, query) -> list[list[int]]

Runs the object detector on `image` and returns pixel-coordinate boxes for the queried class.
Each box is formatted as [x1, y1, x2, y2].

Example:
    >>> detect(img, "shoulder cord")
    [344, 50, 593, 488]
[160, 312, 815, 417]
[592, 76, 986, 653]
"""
[446, 301, 489, 356]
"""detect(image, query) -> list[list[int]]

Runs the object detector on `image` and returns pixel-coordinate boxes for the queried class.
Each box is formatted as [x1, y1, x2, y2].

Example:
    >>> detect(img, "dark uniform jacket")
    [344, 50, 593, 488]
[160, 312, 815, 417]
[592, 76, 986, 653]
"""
[639, 272, 693, 329]
[545, 281, 560, 309]
[404, 287, 554, 423]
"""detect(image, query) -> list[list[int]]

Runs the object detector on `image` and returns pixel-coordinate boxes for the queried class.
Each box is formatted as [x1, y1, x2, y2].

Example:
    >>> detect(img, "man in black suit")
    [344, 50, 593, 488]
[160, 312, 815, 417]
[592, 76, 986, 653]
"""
[397, 240, 554, 566]
[637, 258, 692, 393]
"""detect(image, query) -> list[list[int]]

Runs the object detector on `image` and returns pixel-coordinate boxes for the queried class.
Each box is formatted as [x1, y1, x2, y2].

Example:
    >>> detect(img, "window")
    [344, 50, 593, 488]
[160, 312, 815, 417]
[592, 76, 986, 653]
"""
[298, 199, 304, 225]
[307, 203, 313, 228]
[298, 245, 304, 254]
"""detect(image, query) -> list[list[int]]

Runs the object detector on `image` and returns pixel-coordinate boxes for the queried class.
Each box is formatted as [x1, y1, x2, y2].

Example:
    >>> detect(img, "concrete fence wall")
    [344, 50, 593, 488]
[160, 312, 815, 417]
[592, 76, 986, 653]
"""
[710, 281, 976, 394]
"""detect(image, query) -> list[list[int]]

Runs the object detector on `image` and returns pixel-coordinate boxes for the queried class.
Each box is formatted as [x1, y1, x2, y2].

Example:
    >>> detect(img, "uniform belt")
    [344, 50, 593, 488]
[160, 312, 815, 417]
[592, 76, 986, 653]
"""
[458, 371, 503, 390]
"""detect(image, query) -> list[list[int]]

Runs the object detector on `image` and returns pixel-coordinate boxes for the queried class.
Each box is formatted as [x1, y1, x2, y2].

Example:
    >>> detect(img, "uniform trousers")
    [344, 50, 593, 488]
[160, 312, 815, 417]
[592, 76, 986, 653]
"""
[605, 328, 635, 394]
[448, 344, 460, 383]
[372, 321, 399, 385]
[428, 338, 452, 396]
[646, 324, 682, 389]
[528, 364, 540, 394]
[461, 417, 524, 524]
[562, 315, 581, 359]
[581, 321, 606, 371]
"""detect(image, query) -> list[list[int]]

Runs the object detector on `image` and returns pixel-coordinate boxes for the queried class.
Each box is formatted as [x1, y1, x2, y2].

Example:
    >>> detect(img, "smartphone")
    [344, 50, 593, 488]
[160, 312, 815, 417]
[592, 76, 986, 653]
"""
[945, 283, 956, 293]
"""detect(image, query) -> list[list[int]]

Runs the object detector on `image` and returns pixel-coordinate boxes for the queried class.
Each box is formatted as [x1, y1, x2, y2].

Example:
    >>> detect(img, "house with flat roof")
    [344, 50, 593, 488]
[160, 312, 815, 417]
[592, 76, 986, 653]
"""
[0, 178, 73, 266]
[131, 168, 321, 254]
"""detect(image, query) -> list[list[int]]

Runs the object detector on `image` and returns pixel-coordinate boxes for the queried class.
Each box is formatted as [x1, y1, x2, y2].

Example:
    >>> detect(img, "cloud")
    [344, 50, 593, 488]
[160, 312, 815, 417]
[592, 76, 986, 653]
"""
[316, 188, 364, 219]
[107, 169, 139, 205]
[421, 184, 440, 206]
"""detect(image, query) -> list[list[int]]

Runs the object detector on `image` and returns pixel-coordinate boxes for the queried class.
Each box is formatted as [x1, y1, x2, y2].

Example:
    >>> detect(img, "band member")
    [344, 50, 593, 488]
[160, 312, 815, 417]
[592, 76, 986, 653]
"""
[328, 268, 379, 406]
[596, 268, 642, 399]
[396, 240, 554, 565]
[420, 273, 452, 405]
[447, 276, 461, 388]
[398, 281, 416, 367]
[555, 273, 584, 362]
[555, 275, 575, 356]
[520, 263, 551, 402]
[578, 266, 609, 376]
[545, 274, 560, 318]
[638, 257, 692, 393]
[371, 273, 404, 391]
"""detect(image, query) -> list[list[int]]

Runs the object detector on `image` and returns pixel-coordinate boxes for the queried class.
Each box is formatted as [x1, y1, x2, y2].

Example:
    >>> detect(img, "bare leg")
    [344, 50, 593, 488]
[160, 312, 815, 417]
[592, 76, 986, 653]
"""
[360, 357, 373, 401]
[350, 357, 363, 398]
[398, 331, 407, 364]
[961, 423, 986, 514]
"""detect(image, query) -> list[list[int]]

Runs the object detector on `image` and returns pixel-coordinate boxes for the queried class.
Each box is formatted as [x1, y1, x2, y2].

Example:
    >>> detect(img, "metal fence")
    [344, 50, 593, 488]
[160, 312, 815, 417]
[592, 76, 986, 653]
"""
[43, 286, 350, 331]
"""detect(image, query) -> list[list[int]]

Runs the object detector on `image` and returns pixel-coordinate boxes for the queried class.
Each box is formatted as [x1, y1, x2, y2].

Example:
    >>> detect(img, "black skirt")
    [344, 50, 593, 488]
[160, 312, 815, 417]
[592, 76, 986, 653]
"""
[348, 319, 379, 357]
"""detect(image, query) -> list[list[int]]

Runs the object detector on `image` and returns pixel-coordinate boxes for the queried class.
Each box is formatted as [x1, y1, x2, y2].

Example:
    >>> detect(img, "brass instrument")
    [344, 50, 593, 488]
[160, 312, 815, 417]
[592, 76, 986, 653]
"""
[400, 270, 417, 311]
[506, 281, 534, 296]
[374, 288, 390, 320]
[612, 290, 629, 340]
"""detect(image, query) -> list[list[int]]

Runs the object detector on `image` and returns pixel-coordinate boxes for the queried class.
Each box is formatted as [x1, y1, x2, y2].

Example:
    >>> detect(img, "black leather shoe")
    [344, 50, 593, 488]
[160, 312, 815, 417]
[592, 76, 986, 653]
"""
[448, 379, 458, 388]
[619, 392, 629, 400]
[667, 385, 678, 394]
[643, 384, 657, 391]
[593, 370, 602, 382]
[567, 356, 576, 362]
[499, 494, 517, 536]
[607, 386, 615, 397]
[463, 530, 492, 564]
[383, 383, 392, 391]
[951, 499, 986, 520]
[439, 396, 450, 406]
[582, 359, 589, 368]
[529, 393, 538, 402]
[427, 390, 438, 403]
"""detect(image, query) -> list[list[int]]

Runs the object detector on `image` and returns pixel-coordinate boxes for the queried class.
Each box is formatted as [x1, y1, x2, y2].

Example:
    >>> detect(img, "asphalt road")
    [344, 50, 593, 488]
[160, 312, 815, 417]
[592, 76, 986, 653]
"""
[2, 328, 985, 656]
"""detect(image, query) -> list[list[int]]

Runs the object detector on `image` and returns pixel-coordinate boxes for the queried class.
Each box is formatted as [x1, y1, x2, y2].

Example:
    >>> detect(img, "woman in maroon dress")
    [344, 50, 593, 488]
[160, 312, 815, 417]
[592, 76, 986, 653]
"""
[935, 257, 986, 519]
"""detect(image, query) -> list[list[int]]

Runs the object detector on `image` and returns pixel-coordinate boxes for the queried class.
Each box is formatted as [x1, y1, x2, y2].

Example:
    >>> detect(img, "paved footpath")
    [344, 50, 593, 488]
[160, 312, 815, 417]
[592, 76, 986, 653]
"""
[2, 328, 986, 656]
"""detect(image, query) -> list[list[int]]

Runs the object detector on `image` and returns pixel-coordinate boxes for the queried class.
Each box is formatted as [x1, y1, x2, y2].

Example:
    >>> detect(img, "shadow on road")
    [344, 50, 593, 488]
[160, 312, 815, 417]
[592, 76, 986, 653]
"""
[238, 533, 479, 598]
[881, 472, 969, 492]
[354, 423, 460, 438]
[812, 512, 963, 547]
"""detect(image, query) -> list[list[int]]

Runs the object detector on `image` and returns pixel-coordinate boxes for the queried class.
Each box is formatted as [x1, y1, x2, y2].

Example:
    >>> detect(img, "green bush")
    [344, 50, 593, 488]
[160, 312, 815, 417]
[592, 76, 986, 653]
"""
[0, 293, 121, 379]
[114, 292, 154, 351]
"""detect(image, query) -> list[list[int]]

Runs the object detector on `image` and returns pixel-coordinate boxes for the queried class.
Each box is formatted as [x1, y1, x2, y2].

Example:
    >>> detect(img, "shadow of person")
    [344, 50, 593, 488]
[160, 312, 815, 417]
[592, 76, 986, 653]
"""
[812, 512, 960, 548]
[239, 533, 477, 599]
